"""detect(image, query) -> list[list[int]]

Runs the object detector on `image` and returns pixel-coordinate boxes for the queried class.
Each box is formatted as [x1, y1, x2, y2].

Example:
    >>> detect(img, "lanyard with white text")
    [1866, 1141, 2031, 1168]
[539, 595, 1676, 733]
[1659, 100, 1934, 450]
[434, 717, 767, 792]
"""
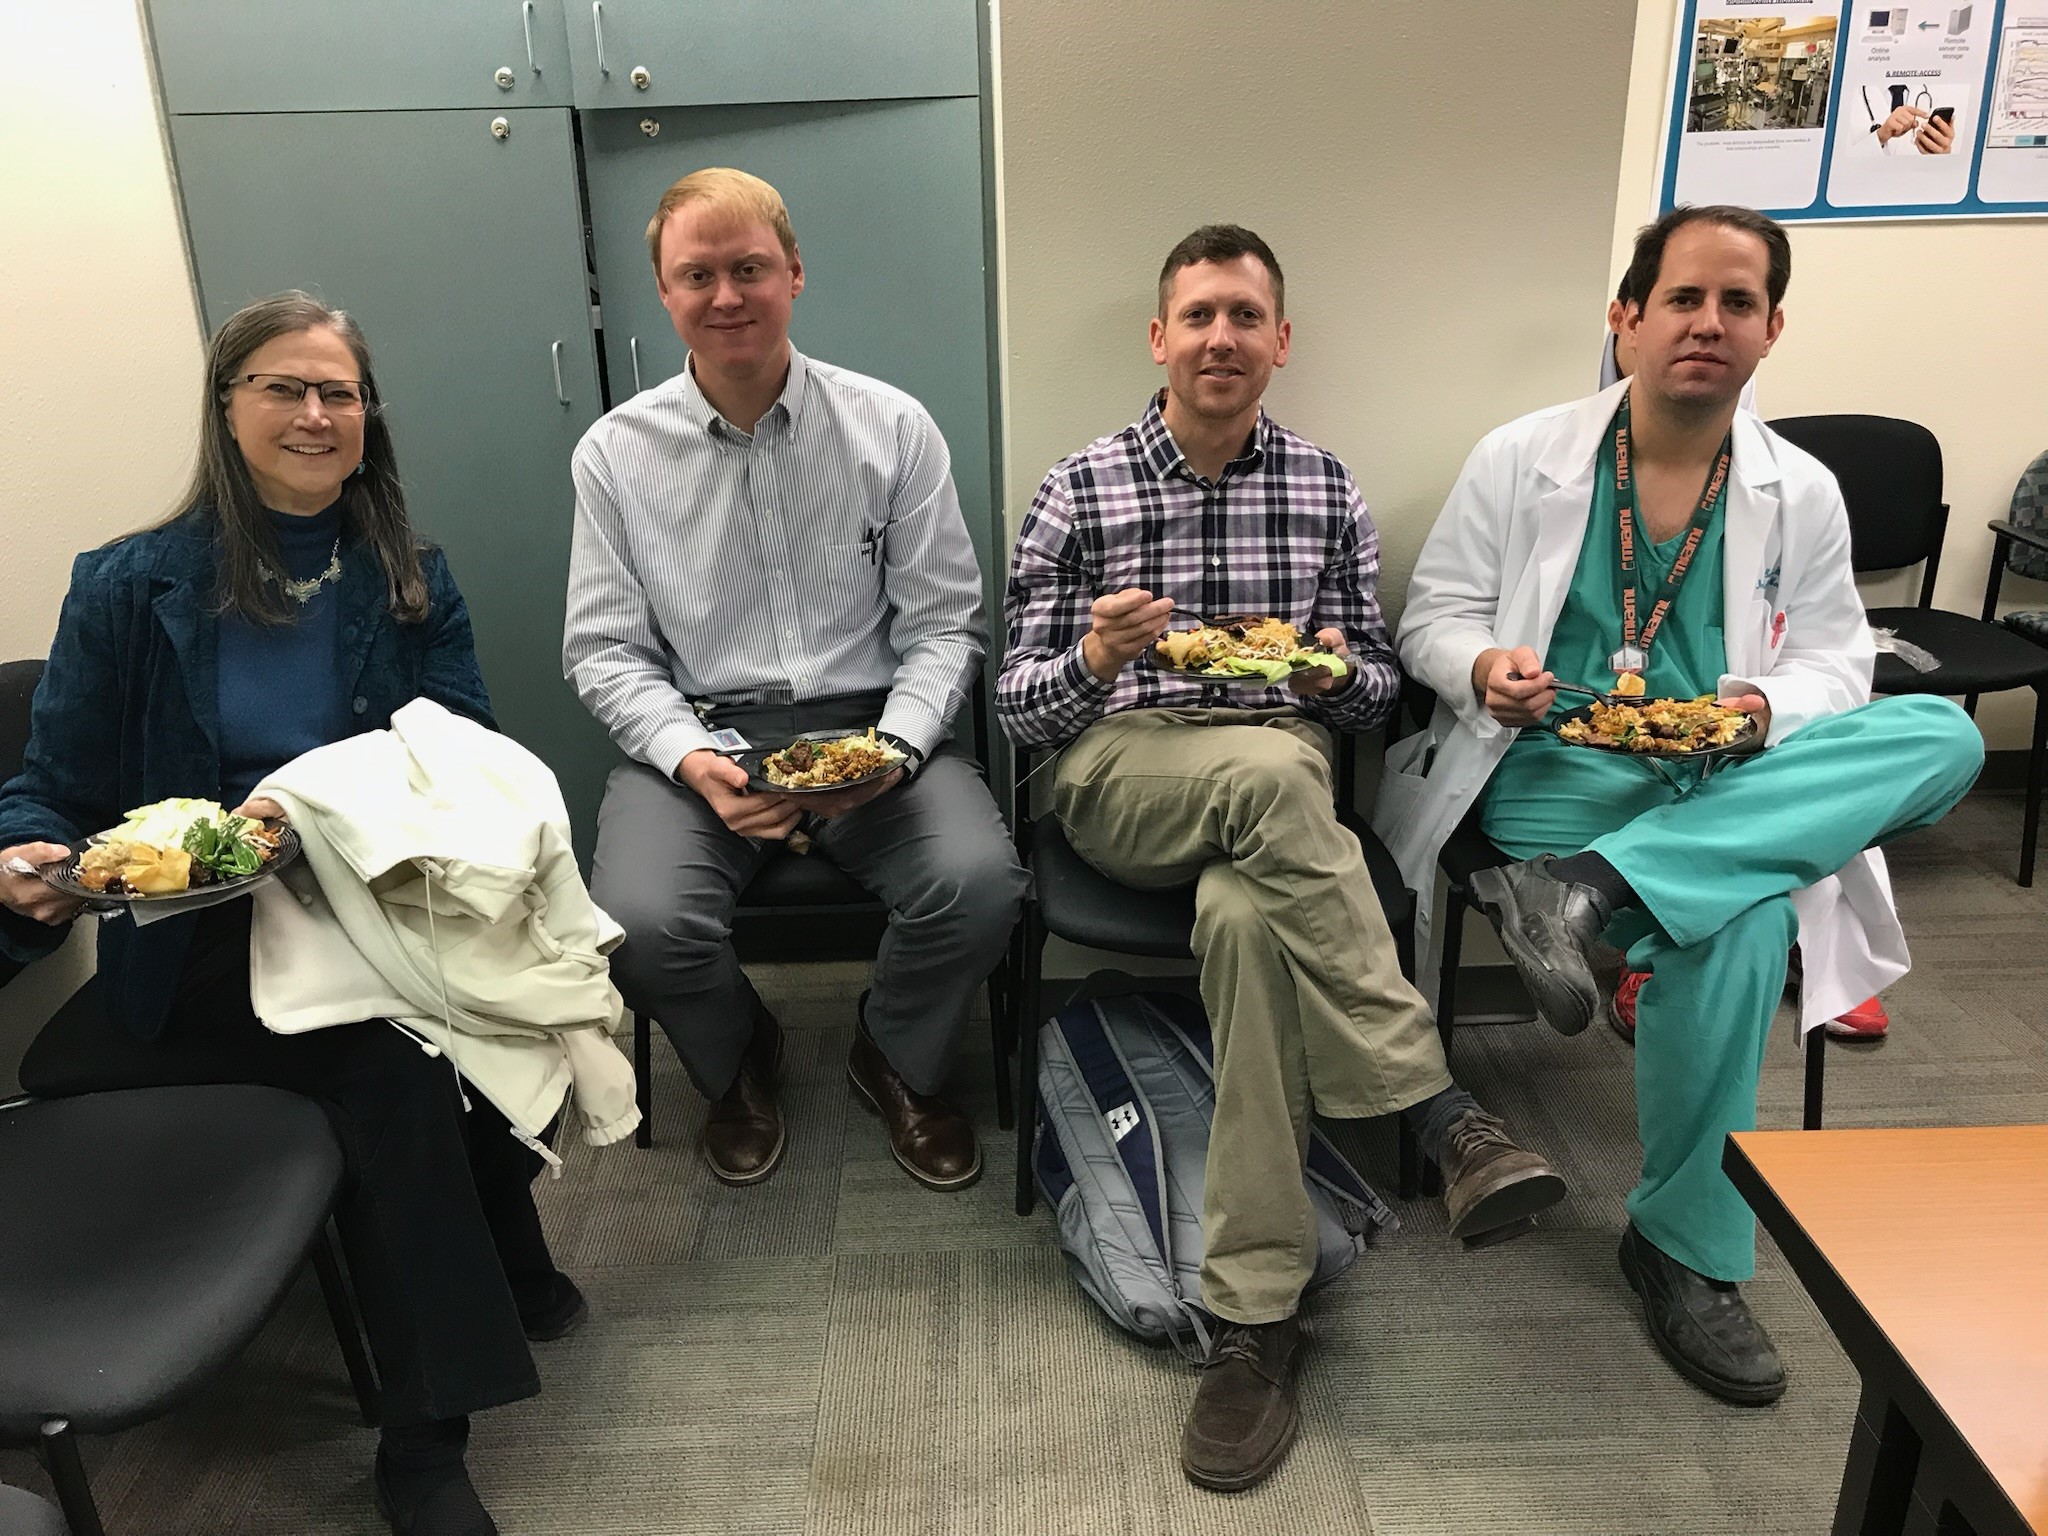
[1608, 392, 1731, 680]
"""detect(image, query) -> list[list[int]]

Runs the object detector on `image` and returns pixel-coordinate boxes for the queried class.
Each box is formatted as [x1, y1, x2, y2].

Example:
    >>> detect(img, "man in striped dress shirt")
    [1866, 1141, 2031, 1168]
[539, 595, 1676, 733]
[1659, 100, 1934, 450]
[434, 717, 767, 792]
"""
[998, 226, 1564, 1492]
[564, 168, 1025, 1194]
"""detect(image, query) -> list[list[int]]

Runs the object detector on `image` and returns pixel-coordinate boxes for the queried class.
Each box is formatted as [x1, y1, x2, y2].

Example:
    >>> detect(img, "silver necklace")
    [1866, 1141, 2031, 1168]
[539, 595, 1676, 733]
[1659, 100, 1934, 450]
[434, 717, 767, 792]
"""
[260, 538, 343, 604]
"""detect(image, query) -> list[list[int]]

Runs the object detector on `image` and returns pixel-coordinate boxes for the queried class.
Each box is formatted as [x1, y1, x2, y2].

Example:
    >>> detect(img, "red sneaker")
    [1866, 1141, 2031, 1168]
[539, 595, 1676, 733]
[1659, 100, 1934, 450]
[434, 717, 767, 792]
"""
[1609, 969, 1646, 1043]
[1825, 996, 1889, 1040]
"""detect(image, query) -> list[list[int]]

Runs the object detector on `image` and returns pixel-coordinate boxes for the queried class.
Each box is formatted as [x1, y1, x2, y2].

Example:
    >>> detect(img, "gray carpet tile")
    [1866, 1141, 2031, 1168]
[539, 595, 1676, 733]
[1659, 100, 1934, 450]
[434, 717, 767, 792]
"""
[5, 794, 2046, 1534]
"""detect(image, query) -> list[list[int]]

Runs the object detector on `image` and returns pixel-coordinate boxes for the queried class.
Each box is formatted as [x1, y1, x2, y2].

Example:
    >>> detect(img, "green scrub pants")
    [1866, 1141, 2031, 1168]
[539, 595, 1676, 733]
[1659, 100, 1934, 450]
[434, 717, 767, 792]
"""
[1482, 694, 1982, 1280]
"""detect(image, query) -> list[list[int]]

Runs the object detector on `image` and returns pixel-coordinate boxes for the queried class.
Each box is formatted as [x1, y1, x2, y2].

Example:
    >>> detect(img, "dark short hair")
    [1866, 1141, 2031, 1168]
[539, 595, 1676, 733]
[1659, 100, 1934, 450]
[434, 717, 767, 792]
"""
[1157, 224, 1285, 318]
[1622, 204, 1791, 314]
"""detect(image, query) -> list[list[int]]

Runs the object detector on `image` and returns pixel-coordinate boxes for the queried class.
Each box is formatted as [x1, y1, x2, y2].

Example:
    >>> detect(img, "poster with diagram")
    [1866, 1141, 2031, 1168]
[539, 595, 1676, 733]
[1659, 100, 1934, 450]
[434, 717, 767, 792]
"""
[1658, 0, 2048, 218]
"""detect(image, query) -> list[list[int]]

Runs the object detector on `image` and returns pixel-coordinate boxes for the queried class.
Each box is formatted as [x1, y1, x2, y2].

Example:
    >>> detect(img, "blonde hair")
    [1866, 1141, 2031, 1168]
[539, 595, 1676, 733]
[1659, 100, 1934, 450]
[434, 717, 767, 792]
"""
[644, 167, 797, 271]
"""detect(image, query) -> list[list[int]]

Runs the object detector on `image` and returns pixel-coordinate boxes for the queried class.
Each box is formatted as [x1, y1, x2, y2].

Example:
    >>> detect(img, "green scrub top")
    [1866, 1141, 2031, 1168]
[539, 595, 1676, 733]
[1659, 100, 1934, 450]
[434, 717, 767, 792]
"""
[1481, 409, 1730, 857]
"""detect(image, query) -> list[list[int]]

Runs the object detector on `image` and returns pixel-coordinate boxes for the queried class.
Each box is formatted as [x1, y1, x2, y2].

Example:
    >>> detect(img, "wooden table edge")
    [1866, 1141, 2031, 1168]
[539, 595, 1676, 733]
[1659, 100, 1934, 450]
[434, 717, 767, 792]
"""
[1722, 1132, 2035, 1536]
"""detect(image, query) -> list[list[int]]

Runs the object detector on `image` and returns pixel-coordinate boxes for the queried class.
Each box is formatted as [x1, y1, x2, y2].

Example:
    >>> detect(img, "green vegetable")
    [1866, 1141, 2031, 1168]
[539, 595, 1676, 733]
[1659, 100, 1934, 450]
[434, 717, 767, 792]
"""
[1200, 650, 1349, 681]
[183, 814, 264, 879]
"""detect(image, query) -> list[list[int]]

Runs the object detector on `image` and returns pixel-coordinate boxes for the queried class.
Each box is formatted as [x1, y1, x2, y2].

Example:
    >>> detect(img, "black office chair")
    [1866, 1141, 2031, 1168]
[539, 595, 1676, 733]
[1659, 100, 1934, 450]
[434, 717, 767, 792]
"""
[1770, 415, 2048, 885]
[1402, 683, 1830, 1152]
[1005, 728, 1426, 1217]
[630, 684, 1013, 1147]
[0, 1085, 378, 1536]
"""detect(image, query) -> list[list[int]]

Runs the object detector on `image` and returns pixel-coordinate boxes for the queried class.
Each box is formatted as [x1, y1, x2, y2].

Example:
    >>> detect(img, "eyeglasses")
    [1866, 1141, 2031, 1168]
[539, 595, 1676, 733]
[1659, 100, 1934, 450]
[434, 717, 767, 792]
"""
[231, 373, 371, 414]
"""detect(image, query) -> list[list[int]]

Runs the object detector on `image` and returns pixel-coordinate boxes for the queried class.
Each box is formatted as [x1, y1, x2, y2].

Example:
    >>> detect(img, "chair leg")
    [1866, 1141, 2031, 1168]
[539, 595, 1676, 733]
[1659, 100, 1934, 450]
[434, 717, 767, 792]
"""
[1397, 1115, 1420, 1200]
[1013, 912, 1046, 1218]
[988, 964, 1014, 1131]
[2021, 689, 2047, 889]
[40, 1420, 105, 1536]
[633, 1010, 653, 1149]
[1803, 1024, 1826, 1132]
[1437, 887, 1468, 1061]
[310, 1220, 381, 1427]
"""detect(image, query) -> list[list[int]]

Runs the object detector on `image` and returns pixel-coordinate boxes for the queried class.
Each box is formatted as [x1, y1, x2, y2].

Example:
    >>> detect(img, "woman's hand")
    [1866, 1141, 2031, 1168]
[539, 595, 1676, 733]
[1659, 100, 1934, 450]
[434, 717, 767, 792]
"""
[1, 842, 85, 925]
[232, 796, 286, 822]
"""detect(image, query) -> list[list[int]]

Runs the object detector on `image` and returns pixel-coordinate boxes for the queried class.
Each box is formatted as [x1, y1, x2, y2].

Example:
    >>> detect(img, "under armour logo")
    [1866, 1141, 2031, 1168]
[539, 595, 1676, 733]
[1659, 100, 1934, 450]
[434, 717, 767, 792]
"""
[1106, 1103, 1141, 1142]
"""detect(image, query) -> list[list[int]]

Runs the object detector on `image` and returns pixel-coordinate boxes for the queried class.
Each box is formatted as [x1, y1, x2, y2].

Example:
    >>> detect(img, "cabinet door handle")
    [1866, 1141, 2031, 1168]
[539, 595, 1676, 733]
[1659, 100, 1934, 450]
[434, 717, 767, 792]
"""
[629, 336, 643, 394]
[521, 0, 538, 72]
[551, 341, 569, 404]
[592, 1, 609, 74]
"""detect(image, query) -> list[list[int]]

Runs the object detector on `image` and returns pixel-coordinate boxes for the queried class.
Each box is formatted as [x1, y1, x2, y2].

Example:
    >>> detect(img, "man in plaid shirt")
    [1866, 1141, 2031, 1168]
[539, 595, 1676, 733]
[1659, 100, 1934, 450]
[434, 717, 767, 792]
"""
[999, 226, 1565, 1493]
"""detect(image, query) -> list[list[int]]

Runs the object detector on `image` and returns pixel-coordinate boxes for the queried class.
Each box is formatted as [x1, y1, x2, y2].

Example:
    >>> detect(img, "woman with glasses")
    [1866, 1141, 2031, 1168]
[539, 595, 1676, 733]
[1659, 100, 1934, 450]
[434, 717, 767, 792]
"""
[0, 292, 576, 1536]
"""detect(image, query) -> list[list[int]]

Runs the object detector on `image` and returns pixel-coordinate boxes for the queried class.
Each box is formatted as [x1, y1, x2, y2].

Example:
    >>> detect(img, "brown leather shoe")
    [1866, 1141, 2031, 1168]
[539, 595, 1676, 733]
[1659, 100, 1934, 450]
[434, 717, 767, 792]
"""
[702, 1009, 784, 1186]
[1440, 1108, 1567, 1242]
[1180, 1315, 1303, 1491]
[846, 1006, 980, 1190]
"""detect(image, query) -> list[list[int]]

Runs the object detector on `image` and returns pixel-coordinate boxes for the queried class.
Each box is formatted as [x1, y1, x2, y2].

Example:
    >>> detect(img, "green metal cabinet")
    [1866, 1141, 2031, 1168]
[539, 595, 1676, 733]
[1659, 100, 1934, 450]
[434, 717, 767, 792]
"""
[147, 0, 576, 112]
[167, 108, 616, 857]
[582, 97, 998, 613]
[560, 0, 978, 108]
[146, 1, 1003, 854]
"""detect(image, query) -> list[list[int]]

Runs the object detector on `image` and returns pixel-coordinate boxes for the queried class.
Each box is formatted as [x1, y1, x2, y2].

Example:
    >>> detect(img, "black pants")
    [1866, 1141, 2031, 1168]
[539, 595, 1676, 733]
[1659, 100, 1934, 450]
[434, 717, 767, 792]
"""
[48, 905, 547, 1427]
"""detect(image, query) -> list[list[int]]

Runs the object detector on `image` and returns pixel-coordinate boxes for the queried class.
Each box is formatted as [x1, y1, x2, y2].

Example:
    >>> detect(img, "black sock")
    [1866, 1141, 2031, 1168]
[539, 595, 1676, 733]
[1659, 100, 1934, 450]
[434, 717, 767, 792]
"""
[1545, 851, 1636, 912]
[1401, 1083, 1481, 1166]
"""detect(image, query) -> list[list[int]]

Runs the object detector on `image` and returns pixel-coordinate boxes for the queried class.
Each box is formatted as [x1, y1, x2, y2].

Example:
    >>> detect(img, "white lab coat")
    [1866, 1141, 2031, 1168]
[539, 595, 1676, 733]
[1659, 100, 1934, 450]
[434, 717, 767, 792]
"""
[1373, 380, 1907, 1035]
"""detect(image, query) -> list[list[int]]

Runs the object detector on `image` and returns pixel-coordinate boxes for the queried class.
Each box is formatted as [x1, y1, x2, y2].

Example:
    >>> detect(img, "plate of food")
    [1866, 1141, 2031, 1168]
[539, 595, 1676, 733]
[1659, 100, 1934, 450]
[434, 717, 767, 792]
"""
[23, 797, 299, 914]
[1549, 696, 1762, 759]
[1150, 616, 1349, 687]
[738, 728, 908, 796]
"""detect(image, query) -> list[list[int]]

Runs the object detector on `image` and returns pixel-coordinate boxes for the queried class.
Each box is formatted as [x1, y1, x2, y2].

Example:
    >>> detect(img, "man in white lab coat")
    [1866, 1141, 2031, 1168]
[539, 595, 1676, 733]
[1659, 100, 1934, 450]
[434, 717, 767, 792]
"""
[1380, 205, 1982, 1405]
[1600, 270, 1892, 1042]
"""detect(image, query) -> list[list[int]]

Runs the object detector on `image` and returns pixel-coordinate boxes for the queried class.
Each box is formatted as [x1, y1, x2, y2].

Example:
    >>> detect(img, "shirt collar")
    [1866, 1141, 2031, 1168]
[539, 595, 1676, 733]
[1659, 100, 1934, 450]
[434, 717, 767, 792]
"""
[1135, 390, 1271, 485]
[680, 346, 810, 440]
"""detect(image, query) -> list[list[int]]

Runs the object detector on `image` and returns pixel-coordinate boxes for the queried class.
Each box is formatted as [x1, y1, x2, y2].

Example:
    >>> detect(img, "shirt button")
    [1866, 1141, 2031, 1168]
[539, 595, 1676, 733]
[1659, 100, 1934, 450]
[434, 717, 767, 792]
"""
[352, 696, 368, 715]
[785, 630, 796, 640]
[1211, 556, 1222, 567]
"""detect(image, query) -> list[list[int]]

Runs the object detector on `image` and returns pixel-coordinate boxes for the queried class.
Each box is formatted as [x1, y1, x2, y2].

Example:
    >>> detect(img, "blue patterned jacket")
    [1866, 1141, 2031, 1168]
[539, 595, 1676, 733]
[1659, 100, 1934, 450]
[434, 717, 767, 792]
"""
[0, 509, 493, 1038]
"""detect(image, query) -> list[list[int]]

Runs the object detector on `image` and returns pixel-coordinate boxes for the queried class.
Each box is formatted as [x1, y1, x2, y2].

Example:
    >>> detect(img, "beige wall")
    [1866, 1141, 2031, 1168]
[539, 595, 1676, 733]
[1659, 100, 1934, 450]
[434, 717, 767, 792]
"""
[0, 0, 201, 1076]
[1611, 0, 2048, 750]
[995, 0, 1643, 614]
[0, 0, 203, 662]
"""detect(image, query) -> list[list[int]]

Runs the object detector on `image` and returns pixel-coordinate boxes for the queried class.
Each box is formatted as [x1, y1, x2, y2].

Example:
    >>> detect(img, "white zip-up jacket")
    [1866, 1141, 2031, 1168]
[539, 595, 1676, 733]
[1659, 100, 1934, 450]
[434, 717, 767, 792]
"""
[1376, 381, 1905, 1036]
[249, 699, 639, 1149]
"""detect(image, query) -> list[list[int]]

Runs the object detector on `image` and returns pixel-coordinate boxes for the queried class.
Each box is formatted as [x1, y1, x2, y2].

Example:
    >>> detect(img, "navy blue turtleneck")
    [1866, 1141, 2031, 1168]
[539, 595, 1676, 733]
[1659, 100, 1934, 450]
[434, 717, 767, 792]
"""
[216, 502, 352, 806]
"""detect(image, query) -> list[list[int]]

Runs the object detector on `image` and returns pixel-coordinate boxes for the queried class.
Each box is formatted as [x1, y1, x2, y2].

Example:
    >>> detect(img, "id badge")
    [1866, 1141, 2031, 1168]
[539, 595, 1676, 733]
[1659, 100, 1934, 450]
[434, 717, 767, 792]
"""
[708, 727, 752, 754]
[1607, 645, 1647, 676]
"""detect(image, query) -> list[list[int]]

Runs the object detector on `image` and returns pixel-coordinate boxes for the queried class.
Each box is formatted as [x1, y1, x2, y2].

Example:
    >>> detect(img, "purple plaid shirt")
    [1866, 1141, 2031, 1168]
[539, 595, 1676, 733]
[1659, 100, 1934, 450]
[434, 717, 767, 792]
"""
[998, 394, 1401, 749]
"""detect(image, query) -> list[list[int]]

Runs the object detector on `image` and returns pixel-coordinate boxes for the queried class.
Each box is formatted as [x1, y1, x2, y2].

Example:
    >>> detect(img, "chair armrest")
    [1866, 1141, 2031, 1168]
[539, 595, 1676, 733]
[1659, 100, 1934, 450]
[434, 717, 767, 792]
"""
[1988, 519, 2048, 558]
[1983, 520, 2048, 621]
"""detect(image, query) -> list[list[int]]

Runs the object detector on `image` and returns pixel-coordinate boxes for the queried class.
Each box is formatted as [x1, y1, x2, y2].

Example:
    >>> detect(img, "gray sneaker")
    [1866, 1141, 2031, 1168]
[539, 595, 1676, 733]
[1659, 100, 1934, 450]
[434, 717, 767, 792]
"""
[1468, 855, 1612, 1036]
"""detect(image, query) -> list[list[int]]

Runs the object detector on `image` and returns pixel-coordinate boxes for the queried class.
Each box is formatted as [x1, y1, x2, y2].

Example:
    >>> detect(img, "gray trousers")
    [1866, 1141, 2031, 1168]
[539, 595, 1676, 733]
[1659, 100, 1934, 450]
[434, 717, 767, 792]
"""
[592, 693, 1027, 1099]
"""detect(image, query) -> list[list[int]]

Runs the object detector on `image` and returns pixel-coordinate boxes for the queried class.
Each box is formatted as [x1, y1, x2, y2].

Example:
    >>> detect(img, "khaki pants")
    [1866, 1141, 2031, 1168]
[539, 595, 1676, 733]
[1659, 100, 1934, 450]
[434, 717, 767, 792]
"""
[1054, 709, 1449, 1322]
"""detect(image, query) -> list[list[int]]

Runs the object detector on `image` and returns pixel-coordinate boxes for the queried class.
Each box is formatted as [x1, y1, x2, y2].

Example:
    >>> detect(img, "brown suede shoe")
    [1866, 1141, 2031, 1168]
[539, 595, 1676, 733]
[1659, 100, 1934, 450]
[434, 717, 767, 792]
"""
[702, 1009, 784, 1186]
[1180, 1315, 1303, 1491]
[846, 1009, 980, 1191]
[1440, 1108, 1568, 1243]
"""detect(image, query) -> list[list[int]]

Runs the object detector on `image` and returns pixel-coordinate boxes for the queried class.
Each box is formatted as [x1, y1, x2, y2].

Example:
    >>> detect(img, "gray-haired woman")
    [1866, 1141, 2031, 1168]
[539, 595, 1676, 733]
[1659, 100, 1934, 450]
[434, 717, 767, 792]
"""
[0, 293, 580, 1536]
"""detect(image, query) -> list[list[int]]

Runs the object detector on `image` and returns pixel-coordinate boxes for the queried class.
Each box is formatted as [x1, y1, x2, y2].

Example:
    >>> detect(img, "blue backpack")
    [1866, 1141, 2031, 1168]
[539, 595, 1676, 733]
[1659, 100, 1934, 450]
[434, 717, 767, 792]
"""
[1032, 990, 1397, 1363]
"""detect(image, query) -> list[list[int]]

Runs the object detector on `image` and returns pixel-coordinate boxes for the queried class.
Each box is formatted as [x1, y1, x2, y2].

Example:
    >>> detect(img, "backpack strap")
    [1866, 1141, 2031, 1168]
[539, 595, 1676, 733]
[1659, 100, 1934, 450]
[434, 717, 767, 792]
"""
[1053, 1002, 1174, 1274]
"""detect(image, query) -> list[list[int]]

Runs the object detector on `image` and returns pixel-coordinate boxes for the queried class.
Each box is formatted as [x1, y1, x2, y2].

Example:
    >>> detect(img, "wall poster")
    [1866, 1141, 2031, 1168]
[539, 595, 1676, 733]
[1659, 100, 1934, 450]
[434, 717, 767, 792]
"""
[1658, 0, 2048, 218]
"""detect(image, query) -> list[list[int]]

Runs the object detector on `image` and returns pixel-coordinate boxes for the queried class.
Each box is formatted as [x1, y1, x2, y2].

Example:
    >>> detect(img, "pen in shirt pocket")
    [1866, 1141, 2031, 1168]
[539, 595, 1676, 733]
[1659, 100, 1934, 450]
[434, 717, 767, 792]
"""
[859, 523, 884, 567]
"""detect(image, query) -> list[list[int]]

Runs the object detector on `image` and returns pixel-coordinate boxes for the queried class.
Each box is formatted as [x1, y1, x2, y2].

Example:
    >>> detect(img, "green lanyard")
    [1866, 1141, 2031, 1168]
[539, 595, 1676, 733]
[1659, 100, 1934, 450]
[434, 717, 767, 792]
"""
[1608, 392, 1732, 679]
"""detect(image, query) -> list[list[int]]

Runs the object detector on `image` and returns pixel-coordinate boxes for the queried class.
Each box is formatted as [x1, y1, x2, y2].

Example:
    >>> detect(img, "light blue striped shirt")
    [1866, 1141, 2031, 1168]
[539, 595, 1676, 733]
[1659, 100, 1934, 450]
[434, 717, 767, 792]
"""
[563, 348, 986, 773]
